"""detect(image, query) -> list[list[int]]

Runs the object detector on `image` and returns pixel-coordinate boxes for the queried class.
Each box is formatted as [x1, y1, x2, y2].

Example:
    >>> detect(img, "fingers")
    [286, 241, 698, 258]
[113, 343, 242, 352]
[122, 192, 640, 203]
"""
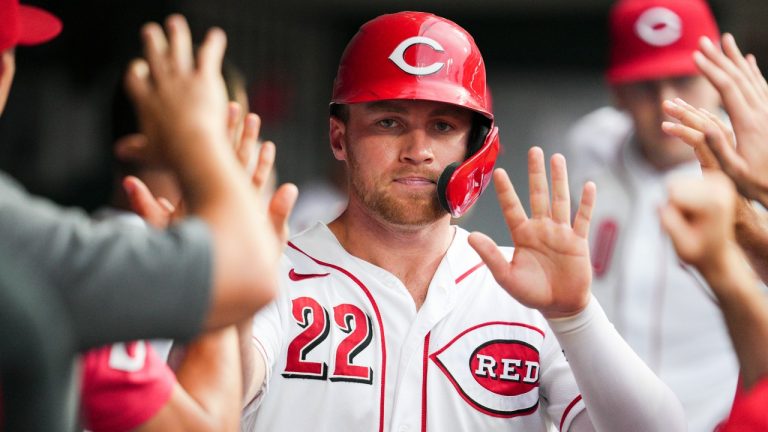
[573, 181, 596, 239]
[528, 147, 551, 219]
[166, 14, 193, 73]
[661, 119, 707, 154]
[493, 168, 528, 235]
[141, 22, 169, 78]
[227, 102, 243, 147]
[659, 205, 696, 261]
[746, 54, 768, 99]
[661, 99, 721, 169]
[252, 141, 275, 190]
[695, 37, 752, 119]
[702, 123, 751, 186]
[237, 112, 260, 164]
[549, 154, 571, 225]
[269, 183, 299, 243]
[721, 33, 766, 103]
[667, 172, 736, 214]
[197, 27, 227, 76]
[467, 232, 510, 285]
[124, 59, 151, 104]
[123, 176, 174, 228]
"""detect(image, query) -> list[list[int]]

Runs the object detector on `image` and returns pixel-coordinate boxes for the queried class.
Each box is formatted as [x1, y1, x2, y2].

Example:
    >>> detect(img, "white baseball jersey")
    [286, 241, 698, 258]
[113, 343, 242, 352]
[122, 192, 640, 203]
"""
[242, 223, 585, 432]
[566, 106, 739, 432]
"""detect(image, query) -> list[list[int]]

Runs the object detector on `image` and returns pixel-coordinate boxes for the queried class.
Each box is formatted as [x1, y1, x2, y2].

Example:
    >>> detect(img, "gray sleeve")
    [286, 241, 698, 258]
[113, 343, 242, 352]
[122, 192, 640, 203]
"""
[0, 174, 212, 350]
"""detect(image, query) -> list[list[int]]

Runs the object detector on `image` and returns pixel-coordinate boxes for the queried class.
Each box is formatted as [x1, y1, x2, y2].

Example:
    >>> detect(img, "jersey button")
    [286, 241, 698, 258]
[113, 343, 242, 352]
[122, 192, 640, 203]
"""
[398, 425, 410, 432]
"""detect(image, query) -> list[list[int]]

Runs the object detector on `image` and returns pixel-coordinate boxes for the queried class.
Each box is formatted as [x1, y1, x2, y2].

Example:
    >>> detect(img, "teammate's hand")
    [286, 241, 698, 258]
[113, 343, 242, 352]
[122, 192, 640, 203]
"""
[232, 111, 297, 247]
[683, 33, 768, 207]
[660, 171, 738, 277]
[661, 97, 730, 171]
[123, 176, 176, 229]
[468, 147, 596, 319]
[125, 14, 230, 165]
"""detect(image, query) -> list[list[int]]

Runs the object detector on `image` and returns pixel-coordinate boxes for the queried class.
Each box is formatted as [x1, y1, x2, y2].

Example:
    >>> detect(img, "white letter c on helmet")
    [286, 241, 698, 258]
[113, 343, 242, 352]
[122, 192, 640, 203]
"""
[388, 36, 445, 76]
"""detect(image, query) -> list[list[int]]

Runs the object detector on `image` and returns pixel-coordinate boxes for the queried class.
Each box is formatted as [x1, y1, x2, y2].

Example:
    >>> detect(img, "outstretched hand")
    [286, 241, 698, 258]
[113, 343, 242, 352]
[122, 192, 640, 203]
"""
[231, 110, 296, 246]
[468, 147, 596, 319]
[675, 33, 768, 207]
[124, 14, 230, 165]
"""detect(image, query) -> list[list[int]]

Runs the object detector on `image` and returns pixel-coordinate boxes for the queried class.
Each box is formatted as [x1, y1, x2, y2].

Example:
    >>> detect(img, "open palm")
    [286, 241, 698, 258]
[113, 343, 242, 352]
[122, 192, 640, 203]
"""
[469, 147, 596, 319]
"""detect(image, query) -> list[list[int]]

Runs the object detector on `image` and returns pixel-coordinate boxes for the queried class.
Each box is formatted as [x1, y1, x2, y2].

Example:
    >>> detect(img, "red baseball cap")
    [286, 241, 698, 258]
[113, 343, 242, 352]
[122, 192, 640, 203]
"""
[0, 0, 62, 52]
[606, 0, 719, 84]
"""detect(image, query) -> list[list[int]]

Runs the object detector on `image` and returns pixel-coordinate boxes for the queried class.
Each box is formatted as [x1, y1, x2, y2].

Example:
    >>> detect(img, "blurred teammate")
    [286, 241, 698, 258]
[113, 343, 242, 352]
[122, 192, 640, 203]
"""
[0, 1, 295, 428]
[662, 32, 768, 430]
[240, 11, 685, 432]
[565, 1, 737, 429]
[80, 57, 276, 431]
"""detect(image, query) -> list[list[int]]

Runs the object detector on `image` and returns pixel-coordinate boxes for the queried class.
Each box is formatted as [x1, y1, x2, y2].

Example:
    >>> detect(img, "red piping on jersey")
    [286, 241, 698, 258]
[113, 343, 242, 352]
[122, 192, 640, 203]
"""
[421, 332, 431, 432]
[288, 241, 387, 432]
[560, 394, 583, 431]
[434, 321, 545, 352]
[455, 261, 485, 284]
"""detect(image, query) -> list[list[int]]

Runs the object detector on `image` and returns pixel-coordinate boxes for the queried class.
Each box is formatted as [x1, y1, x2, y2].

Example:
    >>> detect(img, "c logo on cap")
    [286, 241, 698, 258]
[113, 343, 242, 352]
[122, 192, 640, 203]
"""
[389, 36, 445, 76]
[635, 7, 682, 47]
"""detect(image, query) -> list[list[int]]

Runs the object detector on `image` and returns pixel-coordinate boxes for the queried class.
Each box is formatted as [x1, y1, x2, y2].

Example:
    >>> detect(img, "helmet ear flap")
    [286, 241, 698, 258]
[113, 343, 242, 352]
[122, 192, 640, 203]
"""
[467, 114, 491, 156]
[438, 126, 500, 218]
[437, 162, 459, 214]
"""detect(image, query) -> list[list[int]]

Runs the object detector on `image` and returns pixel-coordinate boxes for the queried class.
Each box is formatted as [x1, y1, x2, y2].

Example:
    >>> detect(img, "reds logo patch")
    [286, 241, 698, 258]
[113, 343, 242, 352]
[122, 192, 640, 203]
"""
[635, 7, 682, 47]
[431, 322, 543, 418]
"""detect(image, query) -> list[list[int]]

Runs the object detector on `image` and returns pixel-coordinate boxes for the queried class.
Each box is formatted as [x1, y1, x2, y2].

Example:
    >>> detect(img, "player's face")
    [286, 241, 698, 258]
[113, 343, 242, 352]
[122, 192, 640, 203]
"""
[331, 100, 472, 226]
[613, 75, 720, 170]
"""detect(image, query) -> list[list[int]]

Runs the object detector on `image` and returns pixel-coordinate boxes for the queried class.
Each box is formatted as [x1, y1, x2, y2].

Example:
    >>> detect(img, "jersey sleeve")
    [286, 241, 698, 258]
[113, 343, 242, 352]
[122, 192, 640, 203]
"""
[538, 323, 585, 431]
[242, 287, 285, 419]
[81, 341, 176, 432]
[547, 297, 687, 431]
[0, 173, 212, 350]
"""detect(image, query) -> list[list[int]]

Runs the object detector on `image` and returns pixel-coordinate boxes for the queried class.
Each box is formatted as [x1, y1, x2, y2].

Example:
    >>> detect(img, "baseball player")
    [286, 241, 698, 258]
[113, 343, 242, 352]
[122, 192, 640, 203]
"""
[660, 32, 768, 431]
[564, 0, 739, 430]
[662, 171, 768, 432]
[240, 11, 685, 431]
[79, 30, 281, 431]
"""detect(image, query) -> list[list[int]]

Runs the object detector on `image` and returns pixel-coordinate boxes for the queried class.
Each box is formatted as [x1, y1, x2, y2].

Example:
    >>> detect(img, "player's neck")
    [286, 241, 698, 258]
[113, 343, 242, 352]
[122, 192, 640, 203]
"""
[328, 203, 455, 309]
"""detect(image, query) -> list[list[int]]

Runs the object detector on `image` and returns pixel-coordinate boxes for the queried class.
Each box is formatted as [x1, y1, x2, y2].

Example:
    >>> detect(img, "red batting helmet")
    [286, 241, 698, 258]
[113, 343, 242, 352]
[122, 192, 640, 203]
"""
[331, 11, 500, 218]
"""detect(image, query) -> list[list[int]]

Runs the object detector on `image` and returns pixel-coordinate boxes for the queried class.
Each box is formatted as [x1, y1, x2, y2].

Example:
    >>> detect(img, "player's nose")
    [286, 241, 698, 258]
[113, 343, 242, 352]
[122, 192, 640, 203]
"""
[399, 128, 435, 165]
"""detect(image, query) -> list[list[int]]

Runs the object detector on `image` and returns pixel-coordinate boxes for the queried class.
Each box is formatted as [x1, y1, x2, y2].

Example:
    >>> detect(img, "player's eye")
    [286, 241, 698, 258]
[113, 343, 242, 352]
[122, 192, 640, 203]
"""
[376, 118, 399, 129]
[434, 121, 454, 133]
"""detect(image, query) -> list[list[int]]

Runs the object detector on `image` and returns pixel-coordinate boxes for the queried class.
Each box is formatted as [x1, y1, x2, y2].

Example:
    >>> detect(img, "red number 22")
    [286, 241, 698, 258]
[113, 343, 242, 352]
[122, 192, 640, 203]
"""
[282, 297, 373, 384]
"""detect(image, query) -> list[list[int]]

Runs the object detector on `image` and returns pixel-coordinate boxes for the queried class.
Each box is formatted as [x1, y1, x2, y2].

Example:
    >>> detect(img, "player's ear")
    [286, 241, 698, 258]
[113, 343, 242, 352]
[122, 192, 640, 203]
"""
[0, 49, 17, 114]
[610, 84, 627, 110]
[329, 115, 348, 162]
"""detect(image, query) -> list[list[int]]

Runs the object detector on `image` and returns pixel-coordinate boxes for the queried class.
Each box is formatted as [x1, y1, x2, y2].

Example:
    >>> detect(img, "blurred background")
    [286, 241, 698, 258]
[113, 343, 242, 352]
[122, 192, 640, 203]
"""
[2, 0, 765, 241]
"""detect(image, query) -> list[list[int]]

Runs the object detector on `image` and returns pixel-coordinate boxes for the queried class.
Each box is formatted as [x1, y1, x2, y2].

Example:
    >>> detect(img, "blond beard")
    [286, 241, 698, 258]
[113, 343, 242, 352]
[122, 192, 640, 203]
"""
[347, 147, 446, 226]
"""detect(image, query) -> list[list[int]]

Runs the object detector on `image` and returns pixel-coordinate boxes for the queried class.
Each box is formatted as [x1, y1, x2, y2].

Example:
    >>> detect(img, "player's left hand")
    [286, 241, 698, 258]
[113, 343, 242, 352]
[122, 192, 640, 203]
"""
[468, 147, 596, 319]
